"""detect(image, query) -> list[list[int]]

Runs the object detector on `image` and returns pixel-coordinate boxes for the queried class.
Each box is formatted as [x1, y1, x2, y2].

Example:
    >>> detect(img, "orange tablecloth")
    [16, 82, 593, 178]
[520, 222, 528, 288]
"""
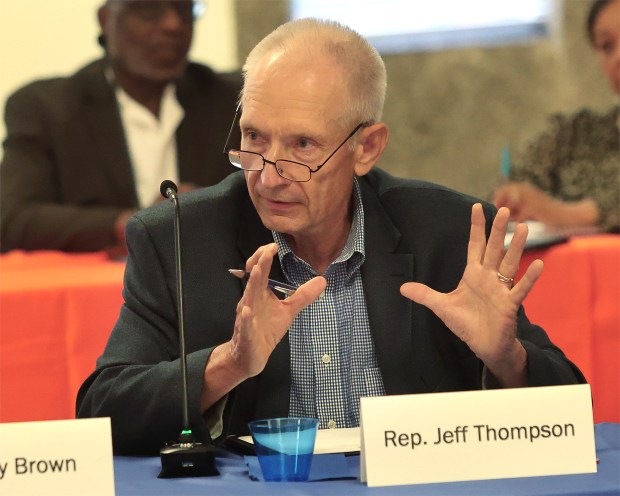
[518, 235, 620, 423]
[1, 236, 618, 424]
[0, 251, 125, 422]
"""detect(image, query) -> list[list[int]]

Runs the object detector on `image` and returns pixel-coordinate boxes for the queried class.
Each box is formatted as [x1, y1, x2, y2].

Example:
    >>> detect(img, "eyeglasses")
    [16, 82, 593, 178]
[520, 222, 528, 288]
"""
[115, 0, 206, 23]
[222, 106, 368, 183]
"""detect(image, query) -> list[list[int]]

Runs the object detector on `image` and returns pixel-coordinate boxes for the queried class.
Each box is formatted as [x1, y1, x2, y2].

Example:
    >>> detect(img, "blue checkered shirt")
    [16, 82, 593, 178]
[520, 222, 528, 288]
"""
[272, 179, 386, 429]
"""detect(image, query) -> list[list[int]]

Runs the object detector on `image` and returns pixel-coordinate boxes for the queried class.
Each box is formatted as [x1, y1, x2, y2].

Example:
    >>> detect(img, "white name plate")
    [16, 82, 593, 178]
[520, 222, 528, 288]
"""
[0, 417, 114, 496]
[360, 384, 596, 487]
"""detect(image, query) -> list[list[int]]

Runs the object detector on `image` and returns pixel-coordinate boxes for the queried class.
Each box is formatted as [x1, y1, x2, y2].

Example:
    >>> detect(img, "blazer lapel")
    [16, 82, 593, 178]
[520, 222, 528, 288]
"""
[237, 194, 291, 418]
[359, 177, 439, 395]
[175, 76, 202, 184]
[236, 193, 288, 282]
[79, 61, 137, 205]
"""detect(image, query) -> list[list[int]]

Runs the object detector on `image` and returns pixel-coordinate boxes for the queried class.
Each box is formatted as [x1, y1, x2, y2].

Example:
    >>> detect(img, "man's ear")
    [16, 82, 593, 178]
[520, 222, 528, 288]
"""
[97, 5, 109, 32]
[353, 123, 389, 177]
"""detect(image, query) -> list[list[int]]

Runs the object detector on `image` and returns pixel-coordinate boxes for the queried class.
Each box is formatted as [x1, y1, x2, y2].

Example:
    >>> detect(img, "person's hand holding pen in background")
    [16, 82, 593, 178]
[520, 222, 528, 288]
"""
[493, 0, 619, 232]
[494, 146, 556, 224]
[493, 178, 600, 228]
[493, 145, 601, 228]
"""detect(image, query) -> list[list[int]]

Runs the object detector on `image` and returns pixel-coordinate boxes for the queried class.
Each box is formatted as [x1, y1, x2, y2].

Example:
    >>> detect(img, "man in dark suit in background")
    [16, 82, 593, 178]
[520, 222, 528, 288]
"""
[0, 0, 240, 254]
[77, 18, 585, 455]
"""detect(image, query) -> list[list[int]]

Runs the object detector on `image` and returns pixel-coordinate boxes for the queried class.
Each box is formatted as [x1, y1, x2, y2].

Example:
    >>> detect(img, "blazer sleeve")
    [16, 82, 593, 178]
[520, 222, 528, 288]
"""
[75, 214, 216, 454]
[0, 84, 124, 252]
[514, 309, 587, 387]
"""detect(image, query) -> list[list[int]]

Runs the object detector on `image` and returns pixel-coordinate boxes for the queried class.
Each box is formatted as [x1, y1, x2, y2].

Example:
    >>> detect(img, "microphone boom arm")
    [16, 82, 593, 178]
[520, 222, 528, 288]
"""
[158, 180, 219, 478]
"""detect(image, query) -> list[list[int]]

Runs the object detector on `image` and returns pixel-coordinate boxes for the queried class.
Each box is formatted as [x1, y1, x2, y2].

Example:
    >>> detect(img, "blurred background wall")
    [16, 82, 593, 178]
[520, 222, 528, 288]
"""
[235, 0, 613, 199]
[1, 0, 613, 200]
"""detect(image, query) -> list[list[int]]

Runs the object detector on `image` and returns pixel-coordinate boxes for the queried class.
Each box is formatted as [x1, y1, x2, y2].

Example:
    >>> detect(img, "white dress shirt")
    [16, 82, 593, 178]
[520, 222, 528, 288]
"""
[115, 84, 184, 208]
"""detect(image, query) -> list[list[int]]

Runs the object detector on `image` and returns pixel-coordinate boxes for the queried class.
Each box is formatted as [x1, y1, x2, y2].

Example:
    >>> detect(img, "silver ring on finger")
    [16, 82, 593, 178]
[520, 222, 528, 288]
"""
[497, 271, 514, 284]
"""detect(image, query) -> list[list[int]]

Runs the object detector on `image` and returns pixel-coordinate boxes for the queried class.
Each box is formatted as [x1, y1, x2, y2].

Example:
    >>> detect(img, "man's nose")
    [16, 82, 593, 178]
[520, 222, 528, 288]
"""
[260, 145, 288, 185]
[260, 159, 288, 186]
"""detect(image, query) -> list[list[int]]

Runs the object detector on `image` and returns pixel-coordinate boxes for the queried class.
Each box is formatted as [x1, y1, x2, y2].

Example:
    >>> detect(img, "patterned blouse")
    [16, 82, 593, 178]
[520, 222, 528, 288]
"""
[510, 106, 619, 231]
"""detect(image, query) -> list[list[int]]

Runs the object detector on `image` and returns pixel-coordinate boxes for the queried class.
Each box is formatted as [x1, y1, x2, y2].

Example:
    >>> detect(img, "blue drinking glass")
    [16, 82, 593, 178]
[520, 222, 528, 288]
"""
[248, 417, 319, 481]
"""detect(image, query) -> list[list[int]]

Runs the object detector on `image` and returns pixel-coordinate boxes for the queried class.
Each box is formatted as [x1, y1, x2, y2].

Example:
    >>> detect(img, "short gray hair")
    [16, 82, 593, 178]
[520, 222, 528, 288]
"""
[241, 18, 387, 129]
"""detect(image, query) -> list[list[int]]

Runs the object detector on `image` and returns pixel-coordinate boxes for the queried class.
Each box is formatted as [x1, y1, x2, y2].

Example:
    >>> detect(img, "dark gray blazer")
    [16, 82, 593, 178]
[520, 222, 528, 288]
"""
[76, 169, 585, 454]
[0, 59, 240, 252]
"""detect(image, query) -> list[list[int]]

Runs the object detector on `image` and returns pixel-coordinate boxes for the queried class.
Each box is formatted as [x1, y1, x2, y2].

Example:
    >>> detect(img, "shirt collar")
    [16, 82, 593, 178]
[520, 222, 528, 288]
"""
[273, 177, 365, 277]
[115, 83, 182, 130]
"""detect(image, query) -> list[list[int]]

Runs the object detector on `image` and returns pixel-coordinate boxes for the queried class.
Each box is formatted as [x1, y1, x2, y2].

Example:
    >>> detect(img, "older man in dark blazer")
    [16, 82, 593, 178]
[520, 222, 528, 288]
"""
[0, 0, 239, 253]
[77, 18, 585, 455]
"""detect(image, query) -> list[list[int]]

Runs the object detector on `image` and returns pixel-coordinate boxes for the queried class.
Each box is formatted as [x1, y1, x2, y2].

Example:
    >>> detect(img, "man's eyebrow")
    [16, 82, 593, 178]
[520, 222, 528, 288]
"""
[239, 124, 320, 139]
[288, 127, 326, 141]
[238, 121, 261, 133]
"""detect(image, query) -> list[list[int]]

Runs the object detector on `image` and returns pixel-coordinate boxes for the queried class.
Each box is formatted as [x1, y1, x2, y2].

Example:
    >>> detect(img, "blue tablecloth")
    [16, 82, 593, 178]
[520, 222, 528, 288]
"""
[114, 423, 620, 495]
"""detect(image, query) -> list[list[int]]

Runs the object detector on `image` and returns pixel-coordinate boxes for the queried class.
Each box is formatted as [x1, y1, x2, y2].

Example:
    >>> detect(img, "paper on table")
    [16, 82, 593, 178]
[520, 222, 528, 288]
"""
[238, 426, 360, 455]
[504, 220, 600, 250]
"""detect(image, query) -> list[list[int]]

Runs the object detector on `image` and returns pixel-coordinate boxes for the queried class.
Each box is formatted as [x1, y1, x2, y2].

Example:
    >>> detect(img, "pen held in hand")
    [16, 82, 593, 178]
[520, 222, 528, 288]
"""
[500, 145, 511, 179]
[228, 269, 297, 297]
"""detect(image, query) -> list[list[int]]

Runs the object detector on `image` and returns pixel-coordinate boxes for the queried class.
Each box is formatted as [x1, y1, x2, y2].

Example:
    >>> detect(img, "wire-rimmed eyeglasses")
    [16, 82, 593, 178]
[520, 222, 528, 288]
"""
[221, 105, 368, 183]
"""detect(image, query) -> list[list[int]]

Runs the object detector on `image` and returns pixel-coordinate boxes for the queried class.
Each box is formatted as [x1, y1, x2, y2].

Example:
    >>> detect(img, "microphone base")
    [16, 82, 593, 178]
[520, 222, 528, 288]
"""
[158, 442, 219, 478]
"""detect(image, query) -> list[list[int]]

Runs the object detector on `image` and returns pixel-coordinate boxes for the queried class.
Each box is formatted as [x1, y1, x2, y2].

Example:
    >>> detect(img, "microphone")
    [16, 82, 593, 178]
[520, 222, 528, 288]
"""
[157, 180, 219, 478]
[160, 179, 177, 201]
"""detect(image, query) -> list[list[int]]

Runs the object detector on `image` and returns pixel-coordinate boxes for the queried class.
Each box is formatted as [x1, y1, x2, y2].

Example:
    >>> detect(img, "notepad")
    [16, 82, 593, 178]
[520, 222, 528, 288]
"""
[504, 221, 601, 250]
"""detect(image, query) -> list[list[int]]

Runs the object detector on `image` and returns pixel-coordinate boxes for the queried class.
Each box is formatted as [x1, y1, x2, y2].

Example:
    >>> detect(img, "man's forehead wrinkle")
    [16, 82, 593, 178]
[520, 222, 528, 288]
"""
[240, 44, 347, 139]
[243, 73, 328, 115]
